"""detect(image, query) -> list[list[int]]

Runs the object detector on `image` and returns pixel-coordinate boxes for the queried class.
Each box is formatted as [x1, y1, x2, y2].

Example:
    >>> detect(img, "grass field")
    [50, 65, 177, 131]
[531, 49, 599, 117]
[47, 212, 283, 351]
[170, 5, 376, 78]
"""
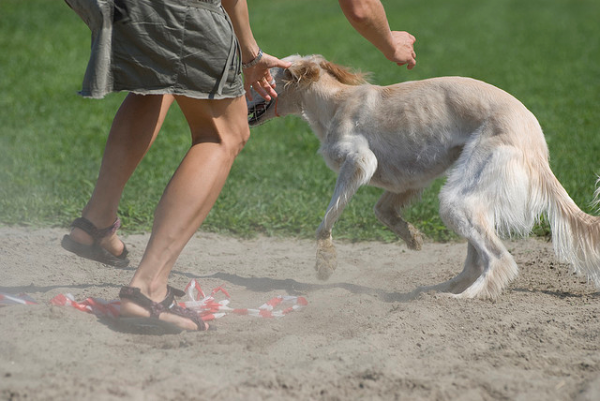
[1, 0, 599, 242]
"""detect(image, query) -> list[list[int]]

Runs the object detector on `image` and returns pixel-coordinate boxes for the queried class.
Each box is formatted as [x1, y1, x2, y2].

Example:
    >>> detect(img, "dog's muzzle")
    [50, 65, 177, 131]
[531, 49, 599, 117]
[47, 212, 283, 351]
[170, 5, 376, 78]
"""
[247, 99, 275, 126]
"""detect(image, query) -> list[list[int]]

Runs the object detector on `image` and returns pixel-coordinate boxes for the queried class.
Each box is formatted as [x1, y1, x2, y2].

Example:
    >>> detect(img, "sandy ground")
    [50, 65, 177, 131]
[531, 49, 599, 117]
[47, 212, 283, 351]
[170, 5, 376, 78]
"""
[1, 227, 599, 401]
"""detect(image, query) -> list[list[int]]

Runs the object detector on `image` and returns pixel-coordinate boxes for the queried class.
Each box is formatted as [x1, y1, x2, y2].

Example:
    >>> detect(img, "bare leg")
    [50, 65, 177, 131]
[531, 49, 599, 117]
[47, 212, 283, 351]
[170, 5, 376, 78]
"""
[69, 94, 175, 255]
[119, 95, 249, 330]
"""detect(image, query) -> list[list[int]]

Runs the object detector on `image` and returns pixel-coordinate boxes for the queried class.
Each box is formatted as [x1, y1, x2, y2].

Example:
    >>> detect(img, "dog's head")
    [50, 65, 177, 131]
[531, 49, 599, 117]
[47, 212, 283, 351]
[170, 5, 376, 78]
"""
[247, 55, 367, 126]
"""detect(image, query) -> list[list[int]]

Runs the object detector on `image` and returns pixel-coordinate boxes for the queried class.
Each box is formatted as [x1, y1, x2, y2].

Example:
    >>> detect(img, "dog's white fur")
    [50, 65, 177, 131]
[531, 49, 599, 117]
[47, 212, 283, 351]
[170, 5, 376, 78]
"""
[248, 54, 600, 298]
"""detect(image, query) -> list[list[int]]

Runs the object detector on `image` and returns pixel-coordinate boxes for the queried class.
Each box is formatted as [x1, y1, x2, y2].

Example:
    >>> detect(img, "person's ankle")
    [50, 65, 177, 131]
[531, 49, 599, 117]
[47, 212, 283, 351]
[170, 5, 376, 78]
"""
[128, 280, 169, 302]
[70, 226, 94, 245]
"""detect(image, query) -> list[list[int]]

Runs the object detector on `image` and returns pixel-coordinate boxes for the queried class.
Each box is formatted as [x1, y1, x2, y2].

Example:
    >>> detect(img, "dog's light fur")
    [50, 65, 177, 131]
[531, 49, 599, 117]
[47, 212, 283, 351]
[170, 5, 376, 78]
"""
[248, 54, 600, 298]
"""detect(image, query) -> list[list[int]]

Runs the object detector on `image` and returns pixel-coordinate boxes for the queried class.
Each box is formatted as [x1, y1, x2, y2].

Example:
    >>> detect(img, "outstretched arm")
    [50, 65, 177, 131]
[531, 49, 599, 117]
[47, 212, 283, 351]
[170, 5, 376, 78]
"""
[222, 0, 291, 101]
[338, 0, 416, 69]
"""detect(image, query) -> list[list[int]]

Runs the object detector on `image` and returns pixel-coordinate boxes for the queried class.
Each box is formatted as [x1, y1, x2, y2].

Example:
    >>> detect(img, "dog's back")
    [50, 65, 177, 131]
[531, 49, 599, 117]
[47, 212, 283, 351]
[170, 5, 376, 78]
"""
[325, 76, 550, 196]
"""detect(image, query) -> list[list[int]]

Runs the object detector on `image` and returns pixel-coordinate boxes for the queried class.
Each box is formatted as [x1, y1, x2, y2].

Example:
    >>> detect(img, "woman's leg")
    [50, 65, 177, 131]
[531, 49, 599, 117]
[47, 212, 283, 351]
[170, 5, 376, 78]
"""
[69, 94, 175, 255]
[120, 95, 250, 331]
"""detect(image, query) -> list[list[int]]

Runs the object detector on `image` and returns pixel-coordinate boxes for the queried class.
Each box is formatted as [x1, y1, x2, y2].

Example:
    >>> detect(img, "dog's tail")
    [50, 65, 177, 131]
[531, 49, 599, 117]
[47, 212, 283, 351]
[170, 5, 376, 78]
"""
[484, 110, 600, 290]
[539, 167, 600, 287]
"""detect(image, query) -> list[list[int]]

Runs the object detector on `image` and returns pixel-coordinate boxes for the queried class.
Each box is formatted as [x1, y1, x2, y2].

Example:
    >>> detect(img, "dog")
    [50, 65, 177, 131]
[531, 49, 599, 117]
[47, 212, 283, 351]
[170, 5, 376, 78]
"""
[247, 54, 600, 299]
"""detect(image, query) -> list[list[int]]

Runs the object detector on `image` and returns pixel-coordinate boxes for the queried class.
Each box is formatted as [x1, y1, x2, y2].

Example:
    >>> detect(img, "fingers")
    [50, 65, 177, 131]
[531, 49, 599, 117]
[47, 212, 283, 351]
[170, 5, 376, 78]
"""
[243, 52, 290, 101]
[244, 74, 277, 101]
[389, 31, 417, 70]
[261, 53, 292, 70]
[244, 72, 272, 102]
[245, 78, 276, 102]
[272, 59, 293, 70]
[399, 59, 417, 70]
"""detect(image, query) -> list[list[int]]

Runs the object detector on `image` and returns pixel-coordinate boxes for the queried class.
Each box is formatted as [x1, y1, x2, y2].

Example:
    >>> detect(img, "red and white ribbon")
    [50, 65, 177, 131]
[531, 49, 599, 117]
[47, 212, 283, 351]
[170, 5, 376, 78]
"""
[0, 293, 37, 306]
[50, 293, 121, 319]
[3, 279, 307, 323]
[180, 279, 308, 321]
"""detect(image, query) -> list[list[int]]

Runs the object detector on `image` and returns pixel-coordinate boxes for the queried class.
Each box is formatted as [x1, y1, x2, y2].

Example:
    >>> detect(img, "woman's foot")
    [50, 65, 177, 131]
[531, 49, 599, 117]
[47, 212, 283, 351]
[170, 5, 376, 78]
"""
[69, 226, 126, 257]
[119, 286, 209, 332]
[61, 217, 130, 267]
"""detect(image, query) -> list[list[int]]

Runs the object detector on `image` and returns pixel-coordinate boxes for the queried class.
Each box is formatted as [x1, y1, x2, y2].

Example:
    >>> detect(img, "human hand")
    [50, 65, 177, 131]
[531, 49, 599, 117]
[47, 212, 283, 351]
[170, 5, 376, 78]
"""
[243, 52, 292, 101]
[385, 31, 417, 69]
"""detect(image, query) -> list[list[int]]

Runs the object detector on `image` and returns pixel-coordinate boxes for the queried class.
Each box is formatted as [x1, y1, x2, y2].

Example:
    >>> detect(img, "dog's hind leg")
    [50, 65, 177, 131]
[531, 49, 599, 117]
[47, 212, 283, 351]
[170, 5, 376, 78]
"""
[435, 200, 519, 298]
[434, 146, 521, 298]
[374, 190, 424, 250]
[315, 149, 378, 280]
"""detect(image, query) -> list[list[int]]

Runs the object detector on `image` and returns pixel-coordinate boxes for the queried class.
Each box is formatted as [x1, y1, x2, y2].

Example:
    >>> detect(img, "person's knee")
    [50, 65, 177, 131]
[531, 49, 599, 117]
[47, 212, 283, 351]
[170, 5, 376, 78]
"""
[227, 123, 250, 157]
[220, 123, 250, 159]
[183, 96, 250, 158]
[191, 123, 249, 159]
[221, 98, 251, 157]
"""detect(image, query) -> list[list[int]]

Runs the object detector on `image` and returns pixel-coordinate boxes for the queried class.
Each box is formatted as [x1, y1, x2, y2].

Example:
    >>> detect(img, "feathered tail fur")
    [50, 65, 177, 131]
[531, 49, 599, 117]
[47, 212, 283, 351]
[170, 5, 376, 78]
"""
[543, 173, 600, 286]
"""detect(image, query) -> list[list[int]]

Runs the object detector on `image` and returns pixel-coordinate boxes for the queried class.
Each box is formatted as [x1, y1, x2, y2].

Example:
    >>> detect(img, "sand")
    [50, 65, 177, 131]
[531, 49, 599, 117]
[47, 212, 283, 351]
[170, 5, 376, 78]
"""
[1, 227, 599, 400]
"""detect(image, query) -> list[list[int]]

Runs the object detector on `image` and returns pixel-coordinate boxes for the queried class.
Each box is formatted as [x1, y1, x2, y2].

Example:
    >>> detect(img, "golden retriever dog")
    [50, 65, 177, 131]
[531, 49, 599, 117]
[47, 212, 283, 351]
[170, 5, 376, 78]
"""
[247, 55, 600, 299]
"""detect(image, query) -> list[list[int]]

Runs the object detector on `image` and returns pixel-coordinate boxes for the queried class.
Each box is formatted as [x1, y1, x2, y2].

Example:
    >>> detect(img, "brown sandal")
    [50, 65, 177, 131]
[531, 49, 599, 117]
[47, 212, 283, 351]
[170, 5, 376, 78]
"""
[61, 217, 129, 267]
[118, 286, 208, 333]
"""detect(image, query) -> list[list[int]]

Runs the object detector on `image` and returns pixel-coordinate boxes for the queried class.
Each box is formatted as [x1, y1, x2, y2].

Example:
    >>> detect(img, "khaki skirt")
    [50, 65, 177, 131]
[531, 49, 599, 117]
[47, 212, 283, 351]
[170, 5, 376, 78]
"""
[65, 0, 244, 99]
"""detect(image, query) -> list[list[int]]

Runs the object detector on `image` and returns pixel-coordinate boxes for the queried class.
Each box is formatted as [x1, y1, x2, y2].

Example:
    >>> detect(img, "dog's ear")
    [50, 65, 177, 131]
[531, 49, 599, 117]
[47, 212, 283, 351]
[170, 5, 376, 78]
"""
[283, 60, 321, 88]
[319, 60, 368, 85]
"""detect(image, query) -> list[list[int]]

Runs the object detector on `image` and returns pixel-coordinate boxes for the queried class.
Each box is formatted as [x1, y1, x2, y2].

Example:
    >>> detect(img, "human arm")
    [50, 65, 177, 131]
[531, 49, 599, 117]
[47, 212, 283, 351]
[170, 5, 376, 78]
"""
[221, 0, 291, 100]
[338, 0, 416, 69]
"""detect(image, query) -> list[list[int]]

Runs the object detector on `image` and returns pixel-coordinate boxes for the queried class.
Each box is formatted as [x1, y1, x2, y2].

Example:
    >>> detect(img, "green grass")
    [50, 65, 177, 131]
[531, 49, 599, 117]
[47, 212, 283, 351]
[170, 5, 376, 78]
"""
[1, 0, 599, 242]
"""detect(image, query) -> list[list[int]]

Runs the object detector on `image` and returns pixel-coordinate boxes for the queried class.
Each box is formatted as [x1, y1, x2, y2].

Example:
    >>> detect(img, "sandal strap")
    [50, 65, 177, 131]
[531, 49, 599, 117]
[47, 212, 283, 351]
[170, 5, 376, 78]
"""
[119, 286, 187, 319]
[71, 217, 121, 241]
[119, 286, 205, 330]
[165, 304, 206, 328]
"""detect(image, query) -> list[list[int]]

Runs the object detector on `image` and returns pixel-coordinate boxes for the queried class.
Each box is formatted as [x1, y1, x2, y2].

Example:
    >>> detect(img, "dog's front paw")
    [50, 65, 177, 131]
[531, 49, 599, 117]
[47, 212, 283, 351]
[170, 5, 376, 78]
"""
[315, 239, 337, 280]
[404, 225, 424, 251]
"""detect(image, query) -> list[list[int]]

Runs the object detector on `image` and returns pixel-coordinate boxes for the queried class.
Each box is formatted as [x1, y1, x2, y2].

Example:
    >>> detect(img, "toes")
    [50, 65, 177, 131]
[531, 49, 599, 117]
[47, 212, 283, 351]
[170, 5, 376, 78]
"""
[100, 234, 126, 258]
